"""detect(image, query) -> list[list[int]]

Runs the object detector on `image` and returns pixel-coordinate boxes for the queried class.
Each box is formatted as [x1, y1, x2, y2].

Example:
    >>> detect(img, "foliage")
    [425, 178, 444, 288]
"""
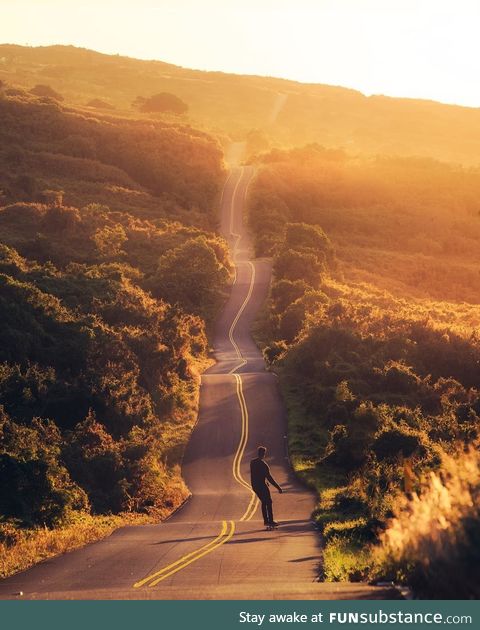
[0, 410, 88, 527]
[0, 237, 214, 525]
[4, 44, 480, 164]
[0, 83, 230, 545]
[30, 84, 64, 102]
[371, 449, 480, 599]
[0, 88, 224, 222]
[249, 145, 480, 303]
[133, 92, 188, 115]
[148, 235, 232, 319]
[250, 148, 480, 591]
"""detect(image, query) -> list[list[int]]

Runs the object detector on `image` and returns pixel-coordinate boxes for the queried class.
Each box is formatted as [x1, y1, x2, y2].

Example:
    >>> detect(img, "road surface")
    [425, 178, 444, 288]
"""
[0, 157, 398, 600]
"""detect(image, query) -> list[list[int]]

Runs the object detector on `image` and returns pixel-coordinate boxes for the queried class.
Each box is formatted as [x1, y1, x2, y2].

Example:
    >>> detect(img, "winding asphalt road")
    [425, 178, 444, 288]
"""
[0, 151, 397, 600]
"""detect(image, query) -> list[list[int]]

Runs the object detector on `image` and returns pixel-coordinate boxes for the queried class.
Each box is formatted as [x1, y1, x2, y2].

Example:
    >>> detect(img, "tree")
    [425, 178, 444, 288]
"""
[132, 92, 188, 115]
[29, 84, 64, 102]
[148, 236, 230, 319]
[87, 98, 115, 110]
[270, 279, 309, 315]
[285, 222, 333, 260]
[273, 248, 324, 286]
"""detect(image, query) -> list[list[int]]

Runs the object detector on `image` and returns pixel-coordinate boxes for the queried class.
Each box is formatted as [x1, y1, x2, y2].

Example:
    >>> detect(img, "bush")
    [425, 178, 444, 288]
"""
[271, 279, 309, 314]
[326, 403, 383, 469]
[0, 202, 46, 224]
[263, 340, 288, 365]
[285, 222, 333, 263]
[44, 205, 81, 232]
[30, 84, 64, 102]
[0, 412, 88, 526]
[372, 449, 480, 598]
[274, 249, 325, 286]
[373, 426, 426, 461]
[133, 93, 188, 115]
[148, 235, 231, 320]
[64, 412, 127, 513]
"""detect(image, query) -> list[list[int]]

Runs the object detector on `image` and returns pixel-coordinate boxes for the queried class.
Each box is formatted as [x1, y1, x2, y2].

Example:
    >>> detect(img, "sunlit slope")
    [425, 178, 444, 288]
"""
[0, 87, 223, 225]
[247, 149, 480, 592]
[249, 146, 480, 305]
[0, 74, 232, 575]
[2, 44, 480, 164]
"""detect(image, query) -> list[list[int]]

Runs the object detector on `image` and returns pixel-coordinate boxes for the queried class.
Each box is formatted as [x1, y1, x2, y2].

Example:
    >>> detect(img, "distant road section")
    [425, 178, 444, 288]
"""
[268, 93, 288, 125]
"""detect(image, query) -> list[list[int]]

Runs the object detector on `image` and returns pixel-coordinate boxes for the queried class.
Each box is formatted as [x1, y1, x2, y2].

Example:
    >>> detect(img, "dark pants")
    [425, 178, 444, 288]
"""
[253, 484, 274, 524]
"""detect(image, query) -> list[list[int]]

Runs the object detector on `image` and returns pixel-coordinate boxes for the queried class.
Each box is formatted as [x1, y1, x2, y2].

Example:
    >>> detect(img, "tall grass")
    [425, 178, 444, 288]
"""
[0, 512, 154, 579]
[372, 448, 480, 598]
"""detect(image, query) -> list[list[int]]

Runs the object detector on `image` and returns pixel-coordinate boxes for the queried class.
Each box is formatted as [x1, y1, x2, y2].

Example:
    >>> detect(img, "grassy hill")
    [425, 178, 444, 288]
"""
[0, 78, 231, 575]
[0, 84, 223, 225]
[3, 42, 480, 592]
[3, 44, 480, 164]
[248, 146, 480, 596]
[249, 145, 480, 304]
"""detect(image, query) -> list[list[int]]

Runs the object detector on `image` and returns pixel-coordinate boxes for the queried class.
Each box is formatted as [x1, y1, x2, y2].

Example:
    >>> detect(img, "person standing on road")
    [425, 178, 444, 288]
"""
[250, 445, 283, 527]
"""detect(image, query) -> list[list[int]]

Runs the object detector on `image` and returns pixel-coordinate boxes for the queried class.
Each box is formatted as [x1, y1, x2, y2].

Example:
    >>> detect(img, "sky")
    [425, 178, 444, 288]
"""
[1, 0, 480, 107]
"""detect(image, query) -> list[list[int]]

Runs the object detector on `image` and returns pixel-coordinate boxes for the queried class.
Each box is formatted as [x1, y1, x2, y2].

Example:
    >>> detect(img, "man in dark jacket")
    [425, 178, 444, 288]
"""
[250, 445, 283, 526]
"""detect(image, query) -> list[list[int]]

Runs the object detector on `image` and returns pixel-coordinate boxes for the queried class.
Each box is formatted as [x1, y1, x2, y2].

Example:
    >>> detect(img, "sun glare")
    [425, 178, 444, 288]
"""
[1, 0, 480, 106]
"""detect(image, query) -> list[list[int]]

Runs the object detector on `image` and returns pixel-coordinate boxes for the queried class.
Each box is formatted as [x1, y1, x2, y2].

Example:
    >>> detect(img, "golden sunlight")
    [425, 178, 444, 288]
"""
[1, 0, 480, 106]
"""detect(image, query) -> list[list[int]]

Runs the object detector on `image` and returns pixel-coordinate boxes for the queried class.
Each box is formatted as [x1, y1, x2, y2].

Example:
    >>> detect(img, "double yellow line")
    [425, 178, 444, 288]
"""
[227, 261, 256, 375]
[233, 374, 259, 521]
[133, 167, 258, 590]
[229, 167, 244, 245]
[133, 520, 235, 588]
[228, 166, 258, 520]
[133, 371, 255, 589]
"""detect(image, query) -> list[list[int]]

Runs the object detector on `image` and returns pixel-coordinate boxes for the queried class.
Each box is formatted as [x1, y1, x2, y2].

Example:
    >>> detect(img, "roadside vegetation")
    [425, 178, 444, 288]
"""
[4, 44, 480, 164]
[0, 85, 231, 575]
[249, 145, 480, 598]
[3, 45, 480, 595]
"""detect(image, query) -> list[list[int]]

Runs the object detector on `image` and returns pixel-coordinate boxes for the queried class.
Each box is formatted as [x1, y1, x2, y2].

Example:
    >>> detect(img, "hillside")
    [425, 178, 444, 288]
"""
[249, 145, 480, 304]
[0, 84, 223, 225]
[0, 83, 231, 575]
[248, 147, 480, 596]
[2, 44, 480, 164]
[2, 42, 480, 595]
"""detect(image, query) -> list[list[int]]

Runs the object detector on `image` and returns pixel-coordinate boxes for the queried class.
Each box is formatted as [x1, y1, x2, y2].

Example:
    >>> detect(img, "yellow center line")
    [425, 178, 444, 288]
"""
[133, 520, 234, 588]
[228, 166, 258, 520]
[229, 166, 244, 243]
[133, 167, 259, 590]
[227, 261, 256, 375]
[219, 170, 233, 209]
[228, 166, 256, 375]
[232, 375, 250, 491]
[148, 520, 235, 587]
[233, 373, 259, 521]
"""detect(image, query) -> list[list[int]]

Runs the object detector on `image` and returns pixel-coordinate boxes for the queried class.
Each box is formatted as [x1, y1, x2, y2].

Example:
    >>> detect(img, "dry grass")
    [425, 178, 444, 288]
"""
[322, 276, 480, 336]
[371, 448, 480, 598]
[0, 512, 156, 579]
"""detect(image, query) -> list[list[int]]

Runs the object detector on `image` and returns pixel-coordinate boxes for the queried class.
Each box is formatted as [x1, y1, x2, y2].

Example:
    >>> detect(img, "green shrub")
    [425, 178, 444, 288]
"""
[133, 93, 188, 115]
[0, 412, 88, 526]
[148, 235, 231, 321]
[274, 248, 325, 286]
[373, 427, 427, 460]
